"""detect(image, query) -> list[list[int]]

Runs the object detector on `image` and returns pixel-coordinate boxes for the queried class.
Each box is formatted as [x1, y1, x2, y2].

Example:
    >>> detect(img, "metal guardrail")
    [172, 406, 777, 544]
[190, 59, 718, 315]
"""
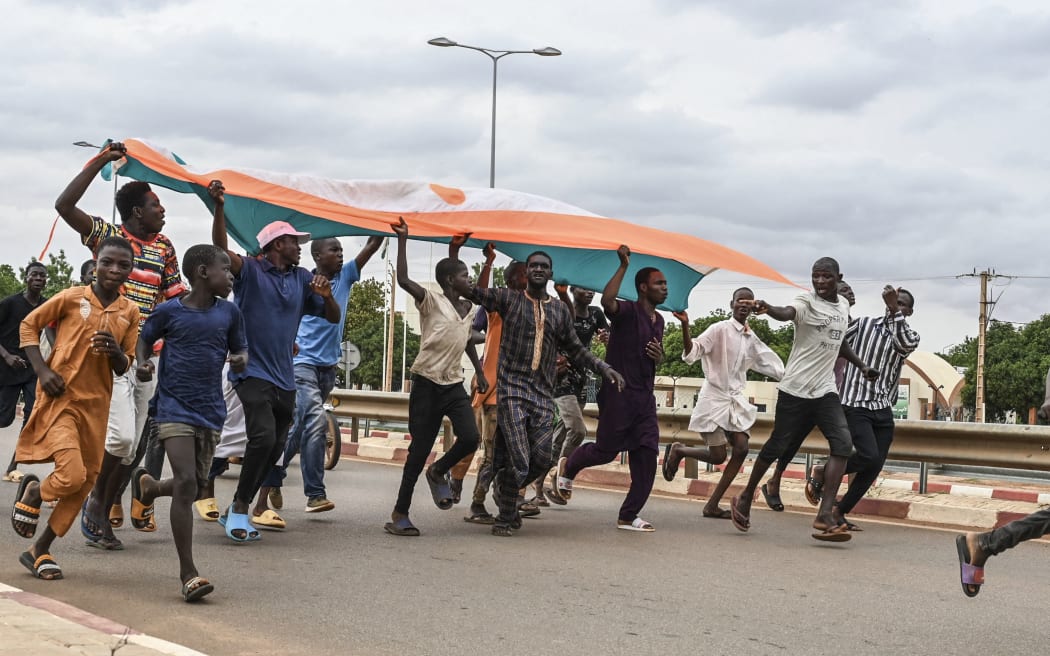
[329, 389, 1050, 489]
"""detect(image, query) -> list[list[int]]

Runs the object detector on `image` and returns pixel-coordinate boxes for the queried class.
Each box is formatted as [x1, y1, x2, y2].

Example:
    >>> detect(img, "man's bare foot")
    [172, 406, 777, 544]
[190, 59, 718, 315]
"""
[965, 532, 988, 567]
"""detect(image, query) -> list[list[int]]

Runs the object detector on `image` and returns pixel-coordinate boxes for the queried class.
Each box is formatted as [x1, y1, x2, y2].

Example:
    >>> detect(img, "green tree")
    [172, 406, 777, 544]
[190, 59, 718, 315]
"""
[0, 264, 18, 298]
[342, 277, 420, 390]
[21, 249, 75, 297]
[471, 262, 505, 288]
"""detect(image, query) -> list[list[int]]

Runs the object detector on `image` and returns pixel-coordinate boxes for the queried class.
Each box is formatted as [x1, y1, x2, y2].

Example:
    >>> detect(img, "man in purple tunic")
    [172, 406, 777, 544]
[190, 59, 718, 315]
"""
[548, 246, 667, 531]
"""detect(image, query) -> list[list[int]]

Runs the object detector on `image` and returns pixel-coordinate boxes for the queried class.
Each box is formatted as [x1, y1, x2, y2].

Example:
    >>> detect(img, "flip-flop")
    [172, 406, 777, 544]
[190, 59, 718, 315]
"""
[2, 469, 24, 483]
[193, 498, 220, 522]
[729, 496, 750, 532]
[425, 465, 454, 510]
[617, 517, 655, 532]
[80, 500, 104, 543]
[804, 465, 823, 506]
[956, 535, 983, 597]
[19, 550, 62, 580]
[464, 511, 496, 525]
[702, 508, 733, 519]
[11, 473, 40, 539]
[219, 508, 259, 542]
[543, 487, 567, 506]
[842, 519, 863, 532]
[130, 468, 156, 531]
[812, 524, 852, 542]
[760, 484, 785, 512]
[182, 576, 214, 603]
[109, 503, 124, 528]
[661, 442, 679, 482]
[85, 535, 124, 550]
[251, 509, 286, 530]
[384, 516, 420, 536]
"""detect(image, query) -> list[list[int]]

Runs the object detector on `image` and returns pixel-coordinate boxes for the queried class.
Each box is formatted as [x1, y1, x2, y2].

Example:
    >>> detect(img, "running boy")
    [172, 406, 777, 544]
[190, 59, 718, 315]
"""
[385, 218, 486, 536]
[662, 288, 785, 519]
[10, 237, 139, 580]
[131, 244, 248, 601]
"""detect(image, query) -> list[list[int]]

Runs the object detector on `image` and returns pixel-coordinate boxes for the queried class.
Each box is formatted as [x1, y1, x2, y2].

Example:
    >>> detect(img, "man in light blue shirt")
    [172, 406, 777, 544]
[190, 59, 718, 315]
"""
[253, 236, 382, 526]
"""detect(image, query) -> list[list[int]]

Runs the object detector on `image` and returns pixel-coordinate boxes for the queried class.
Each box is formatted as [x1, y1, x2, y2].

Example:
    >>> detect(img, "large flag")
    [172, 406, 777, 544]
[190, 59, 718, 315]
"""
[105, 138, 797, 310]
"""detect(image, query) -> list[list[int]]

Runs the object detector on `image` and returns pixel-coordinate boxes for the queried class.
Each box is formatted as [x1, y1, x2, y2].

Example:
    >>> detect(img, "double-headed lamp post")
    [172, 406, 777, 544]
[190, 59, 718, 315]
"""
[428, 37, 561, 188]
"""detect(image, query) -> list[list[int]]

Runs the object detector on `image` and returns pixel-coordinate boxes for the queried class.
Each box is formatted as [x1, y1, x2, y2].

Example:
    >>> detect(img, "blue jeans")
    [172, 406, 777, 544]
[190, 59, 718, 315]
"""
[263, 363, 337, 499]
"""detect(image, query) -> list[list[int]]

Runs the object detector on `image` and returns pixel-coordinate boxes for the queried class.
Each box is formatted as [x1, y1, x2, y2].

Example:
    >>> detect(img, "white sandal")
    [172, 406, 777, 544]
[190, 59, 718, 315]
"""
[617, 517, 655, 532]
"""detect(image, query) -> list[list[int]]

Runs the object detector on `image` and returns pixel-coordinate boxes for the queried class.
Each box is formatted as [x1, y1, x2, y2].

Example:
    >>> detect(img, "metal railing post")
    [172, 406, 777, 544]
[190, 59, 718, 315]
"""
[918, 461, 929, 494]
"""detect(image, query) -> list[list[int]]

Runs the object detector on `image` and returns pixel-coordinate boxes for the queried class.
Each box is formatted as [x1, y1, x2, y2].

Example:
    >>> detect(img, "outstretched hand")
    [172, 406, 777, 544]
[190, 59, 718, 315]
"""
[483, 242, 497, 263]
[882, 285, 899, 312]
[739, 299, 768, 315]
[450, 233, 471, 249]
[310, 275, 333, 299]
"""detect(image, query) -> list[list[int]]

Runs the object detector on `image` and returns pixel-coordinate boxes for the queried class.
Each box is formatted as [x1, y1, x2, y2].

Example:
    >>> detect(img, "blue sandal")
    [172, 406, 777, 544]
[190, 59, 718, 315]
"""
[425, 465, 454, 510]
[384, 516, 420, 536]
[219, 508, 260, 542]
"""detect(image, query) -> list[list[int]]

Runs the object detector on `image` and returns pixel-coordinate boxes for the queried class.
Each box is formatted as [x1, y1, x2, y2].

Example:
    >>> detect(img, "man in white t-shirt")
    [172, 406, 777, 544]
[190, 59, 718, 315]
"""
[728, 257, 879, 542]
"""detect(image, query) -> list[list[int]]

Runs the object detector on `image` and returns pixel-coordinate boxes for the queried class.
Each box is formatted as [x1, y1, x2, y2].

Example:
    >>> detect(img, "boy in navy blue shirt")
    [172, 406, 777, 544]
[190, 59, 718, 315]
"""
[208, 180, 339, 543]
[132, 244, 247, 602]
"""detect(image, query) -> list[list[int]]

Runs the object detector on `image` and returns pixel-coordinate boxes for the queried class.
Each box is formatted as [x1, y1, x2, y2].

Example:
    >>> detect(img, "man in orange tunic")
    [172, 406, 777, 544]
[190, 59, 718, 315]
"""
[9, 237, 140, 580]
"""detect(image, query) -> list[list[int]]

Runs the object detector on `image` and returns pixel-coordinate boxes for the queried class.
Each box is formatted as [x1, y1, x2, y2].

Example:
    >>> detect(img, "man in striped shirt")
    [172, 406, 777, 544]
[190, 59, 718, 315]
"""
[54, 142, 186, 547]
[810, 285, 919, 530]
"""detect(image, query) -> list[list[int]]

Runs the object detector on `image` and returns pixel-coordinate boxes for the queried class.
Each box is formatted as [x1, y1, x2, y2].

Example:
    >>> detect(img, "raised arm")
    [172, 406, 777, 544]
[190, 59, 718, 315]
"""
[881, 286, 920, 355]
[354, 235, 385, 272]
[448, 232, 471, 261]
[392, 217, 427, 304]
[55, 142, 126, 237]
[208, 180, 243, 275]
[477, 242, 496, 289]
[601, 245, 631, 317]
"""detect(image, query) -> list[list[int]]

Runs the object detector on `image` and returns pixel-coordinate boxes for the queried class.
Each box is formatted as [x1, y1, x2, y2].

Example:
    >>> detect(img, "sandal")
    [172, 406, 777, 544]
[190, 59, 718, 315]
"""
[251, 509, 286, 530]
[547, 457, 573, 503]
[130, 468, 156, 532]
[425, 465, 454, 510]
[194, 498, 220, 522]
[384, 515, 420, 536]
[702, 508, 733, 519]
[661, 442, 681, 482]
[86, 535, 124, 550]
[491, 524, 515, 537]
[2, 469, 24, 483]
[464, 507, 496, 525]
[19, 550, 62, 580]
[543, 487, 567, 506]
[11, 473, 40, 539]
[804, 466, 824, 506]
[760, 483, 785, 512]
[617, 517, 655, 532]
[956, 535, 984, 597]
[811, 523, 852, 542]
[182, 576, 215, 602]
[219, 508, 260, 542]
[729, 496, 750, 532]
[109, 503, 124, 529]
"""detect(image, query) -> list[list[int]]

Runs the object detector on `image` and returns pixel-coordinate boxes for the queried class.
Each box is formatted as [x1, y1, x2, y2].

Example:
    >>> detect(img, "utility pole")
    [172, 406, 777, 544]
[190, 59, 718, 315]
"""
[957, 269, 1011, 423]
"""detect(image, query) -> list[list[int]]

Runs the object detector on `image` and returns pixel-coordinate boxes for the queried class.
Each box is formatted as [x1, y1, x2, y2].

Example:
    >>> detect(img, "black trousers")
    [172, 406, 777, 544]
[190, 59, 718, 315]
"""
[234, 377, 296, 506]
[980, 507, 1050, 556]
[394, 376, 479, 515]
[837, 406, 895, 515]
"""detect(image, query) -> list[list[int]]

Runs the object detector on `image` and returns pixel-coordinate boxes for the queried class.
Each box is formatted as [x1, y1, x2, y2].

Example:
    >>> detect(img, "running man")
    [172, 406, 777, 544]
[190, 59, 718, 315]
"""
[55, 141, 186, 544]
[548, 246, 664, 532]
[470, 250, 624, 536]
[662, 288, 785, 519]
[728, 257, 879, 542]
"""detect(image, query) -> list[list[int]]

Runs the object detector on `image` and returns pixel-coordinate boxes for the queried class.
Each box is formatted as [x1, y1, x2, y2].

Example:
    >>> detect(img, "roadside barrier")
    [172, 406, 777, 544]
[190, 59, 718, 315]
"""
[329, 389, 1050, 491]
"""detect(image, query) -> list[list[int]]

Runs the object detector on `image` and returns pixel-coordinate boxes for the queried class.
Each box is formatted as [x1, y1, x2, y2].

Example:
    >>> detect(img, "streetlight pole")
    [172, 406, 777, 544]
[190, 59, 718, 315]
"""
[428, 37, 561, 188]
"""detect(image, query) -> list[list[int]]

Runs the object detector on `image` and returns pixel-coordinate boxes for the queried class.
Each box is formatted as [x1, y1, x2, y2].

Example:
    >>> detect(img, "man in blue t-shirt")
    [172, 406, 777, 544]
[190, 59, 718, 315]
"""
[208, 180, 340, 543]
[253, 235, 382, 525]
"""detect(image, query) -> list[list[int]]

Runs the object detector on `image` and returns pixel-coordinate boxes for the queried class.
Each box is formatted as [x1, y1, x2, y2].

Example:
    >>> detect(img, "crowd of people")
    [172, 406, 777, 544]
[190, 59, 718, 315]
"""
[2, 142, 1046, 602]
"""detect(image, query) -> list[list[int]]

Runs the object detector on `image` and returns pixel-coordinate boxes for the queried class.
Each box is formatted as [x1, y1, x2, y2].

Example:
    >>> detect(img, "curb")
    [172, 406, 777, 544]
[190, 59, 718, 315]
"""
[341, 435, 1048, 532]
[0, 583, 206, 656]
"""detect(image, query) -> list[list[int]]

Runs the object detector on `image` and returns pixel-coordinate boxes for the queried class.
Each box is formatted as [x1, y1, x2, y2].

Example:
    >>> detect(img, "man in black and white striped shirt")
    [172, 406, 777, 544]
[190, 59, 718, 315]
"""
[822, 285, 920, 529]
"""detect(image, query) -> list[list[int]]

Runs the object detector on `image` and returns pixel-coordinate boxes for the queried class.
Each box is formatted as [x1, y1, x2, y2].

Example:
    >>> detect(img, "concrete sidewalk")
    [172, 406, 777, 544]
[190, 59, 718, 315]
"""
[0, 581, 205, 656]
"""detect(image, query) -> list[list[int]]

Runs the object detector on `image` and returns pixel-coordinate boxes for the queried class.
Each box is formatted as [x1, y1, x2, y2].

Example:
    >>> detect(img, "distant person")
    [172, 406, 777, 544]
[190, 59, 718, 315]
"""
[79, 259, 96, 285]
[954, 365, 1050, 597]
[662, 288, 785, 520]
[10, 237, 139, 580]
[728, 257, 879, 542]
[548, 246, 663, 532]
[1, 262, 48, 483]
[130, 244, 247, 601]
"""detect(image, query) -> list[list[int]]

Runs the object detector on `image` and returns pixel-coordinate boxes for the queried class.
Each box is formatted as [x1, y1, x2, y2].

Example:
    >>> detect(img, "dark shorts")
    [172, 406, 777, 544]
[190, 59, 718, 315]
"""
[758, 391, 852, 461]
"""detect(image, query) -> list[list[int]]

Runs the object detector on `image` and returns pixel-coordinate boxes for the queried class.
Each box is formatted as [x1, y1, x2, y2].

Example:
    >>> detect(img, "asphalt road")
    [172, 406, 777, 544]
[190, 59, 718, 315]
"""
[1, 423, 1047, 656]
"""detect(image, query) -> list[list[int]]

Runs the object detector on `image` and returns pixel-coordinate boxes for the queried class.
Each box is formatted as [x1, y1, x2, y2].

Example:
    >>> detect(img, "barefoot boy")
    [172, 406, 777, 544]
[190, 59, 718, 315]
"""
[10, 237, 139, 580]
[662, 288, 785, 519]
[131, 244, 248, 601]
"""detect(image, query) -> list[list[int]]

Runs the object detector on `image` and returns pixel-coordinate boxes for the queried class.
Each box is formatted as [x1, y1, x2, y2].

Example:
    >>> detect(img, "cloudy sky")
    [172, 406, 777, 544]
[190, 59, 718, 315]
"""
[3, 0, 1049, 353]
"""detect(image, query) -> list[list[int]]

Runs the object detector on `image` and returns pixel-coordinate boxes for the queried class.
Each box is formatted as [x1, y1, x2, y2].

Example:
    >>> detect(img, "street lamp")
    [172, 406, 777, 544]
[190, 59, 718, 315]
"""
[428, 36, 561, 188]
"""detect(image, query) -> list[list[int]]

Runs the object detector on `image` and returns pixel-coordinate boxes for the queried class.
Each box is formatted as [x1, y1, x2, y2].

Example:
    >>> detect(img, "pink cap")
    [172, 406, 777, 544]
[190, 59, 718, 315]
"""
[256, 221, 311, 249]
